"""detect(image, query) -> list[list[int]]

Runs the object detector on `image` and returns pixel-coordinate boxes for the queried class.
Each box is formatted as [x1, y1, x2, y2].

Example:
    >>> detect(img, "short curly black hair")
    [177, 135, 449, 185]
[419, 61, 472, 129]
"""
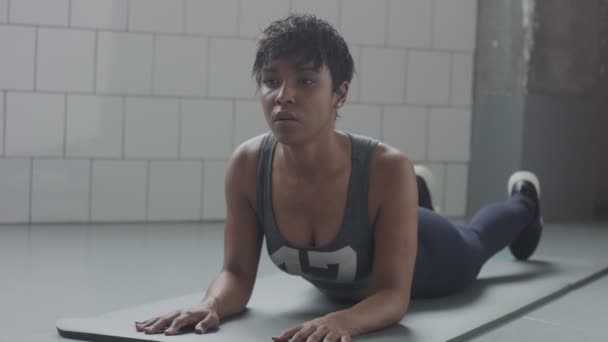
[252, 14, 355, 92]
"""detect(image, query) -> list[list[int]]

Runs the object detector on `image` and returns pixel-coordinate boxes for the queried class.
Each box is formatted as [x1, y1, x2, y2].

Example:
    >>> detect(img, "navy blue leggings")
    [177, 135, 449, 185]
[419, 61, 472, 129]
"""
[410, 194, 536, 298]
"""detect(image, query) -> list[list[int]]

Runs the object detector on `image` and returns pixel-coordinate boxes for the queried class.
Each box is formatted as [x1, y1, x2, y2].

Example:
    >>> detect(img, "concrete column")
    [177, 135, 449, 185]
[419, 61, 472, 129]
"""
[595, 0, 608, 218]
[468, 0, 605, 221]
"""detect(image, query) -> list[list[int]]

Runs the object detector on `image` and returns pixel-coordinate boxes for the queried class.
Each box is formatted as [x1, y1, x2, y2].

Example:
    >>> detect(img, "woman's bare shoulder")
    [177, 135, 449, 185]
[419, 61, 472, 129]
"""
[370, 141, 412, 169]
[230, 133, 267, 166]
[226, 133, 268, 202]
[369, 141, 415, 191]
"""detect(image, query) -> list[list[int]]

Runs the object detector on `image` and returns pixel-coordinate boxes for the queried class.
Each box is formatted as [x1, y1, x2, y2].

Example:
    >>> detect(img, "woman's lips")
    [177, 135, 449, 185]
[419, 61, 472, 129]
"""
[273, 110, 297, 121]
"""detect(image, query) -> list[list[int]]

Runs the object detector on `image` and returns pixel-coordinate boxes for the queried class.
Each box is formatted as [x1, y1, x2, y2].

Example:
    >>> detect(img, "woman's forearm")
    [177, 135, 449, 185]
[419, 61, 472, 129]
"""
[334, 289, 409, 336]
[201, 270, 253, 319]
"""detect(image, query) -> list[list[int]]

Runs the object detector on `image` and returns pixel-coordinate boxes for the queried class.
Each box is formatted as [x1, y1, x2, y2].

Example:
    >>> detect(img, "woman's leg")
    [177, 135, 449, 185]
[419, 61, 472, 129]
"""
[411, 194, 537, 299]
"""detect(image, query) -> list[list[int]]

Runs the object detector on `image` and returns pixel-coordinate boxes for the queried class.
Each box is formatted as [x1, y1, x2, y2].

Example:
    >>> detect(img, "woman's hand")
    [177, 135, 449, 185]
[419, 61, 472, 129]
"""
[272, 312, 353, 342]
[134, 302, 220, 336]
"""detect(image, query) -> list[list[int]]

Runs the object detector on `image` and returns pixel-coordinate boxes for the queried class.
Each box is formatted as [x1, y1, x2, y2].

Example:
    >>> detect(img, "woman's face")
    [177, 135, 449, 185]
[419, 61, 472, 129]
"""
[258, 58, 347, 144]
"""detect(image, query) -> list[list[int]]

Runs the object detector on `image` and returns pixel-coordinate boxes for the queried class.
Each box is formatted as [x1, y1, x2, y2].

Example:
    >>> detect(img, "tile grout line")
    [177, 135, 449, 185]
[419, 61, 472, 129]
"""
[182, 0, 187, 34]
[63, 93, 67, 157]
[0, 88, 471, 109]
[424, 106, 430, 162]
[384, 0, 390, 48]
[144, 160, 150, 222]
[88, 158, 93, 222]
[67, 0, 72, 27]
[430, 0, 436, 49]
[379, 106, 384, 141]
[2, 91, 6, 156]
[442, 161, 448, 215]
[403, 48, 409, 106]
[0, 22, 478, 54]
[231, 100, 236, 151]
[448, 52, 454, 105]
[121, 97, 126, 159]
[126, 0, 131, 32]
[150, 33, 157, 95]
[28, 157, 33, 224]
[33, 26, 38, 91]
[200, 159, 205, 221]
[205, 38, 211, 97]
[177, 98, 182, 159]
[236, 0, 241, 36]
[5, 0, 10, 22]
[93, 30, 98, 93]
[357, 46, 362, 102]
[337, 0, 342, 31]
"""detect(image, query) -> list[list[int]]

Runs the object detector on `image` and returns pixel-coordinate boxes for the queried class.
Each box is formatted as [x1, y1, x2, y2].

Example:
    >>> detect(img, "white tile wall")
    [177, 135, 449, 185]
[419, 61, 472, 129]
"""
[66, 95, 123, 158]
[96, 32, 154, 95]
[186, 0, 238, 36]
[0, 1, 477, 222]
[91, 160, 147, 221]
[31, 159, 89, 222]
[6, 92, 64, 157]
[451, 53, 474, 106]
[0, 0, 8, 22]
[153, 35, 207, 96]
[148, 161, 203, 221]
[0, 159, 30, 223]
[181, 99, 234, 158]
[383, 106, 427, 161]
[434, 0, 478, 51]
[428, 108, 471, 162]
[234, 100, 268, 146]
[239, 0, 289, 38]
[202, 160, 228, 220]
[0, 26, 35, 90]
[37, 28, 95, 92]
[406, 51, 451, 105]
[337, 104, 381, 139]
[291, 0, 340, 29]
[125, 98, 179, 159]
[341, 0, 387, 46]
[129, 0, 183, 33]
[360, 48, 406, 104]
[388, 0, 432, 48]
[208, 38, 257, 98]
[9, 0, 69, 26]
[444, 163, 468, 216]
[70, 0, 129, 30]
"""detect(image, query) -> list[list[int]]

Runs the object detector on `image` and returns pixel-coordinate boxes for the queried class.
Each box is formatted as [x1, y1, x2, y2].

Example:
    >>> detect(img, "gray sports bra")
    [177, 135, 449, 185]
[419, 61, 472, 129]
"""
[256, 132, 379, 292]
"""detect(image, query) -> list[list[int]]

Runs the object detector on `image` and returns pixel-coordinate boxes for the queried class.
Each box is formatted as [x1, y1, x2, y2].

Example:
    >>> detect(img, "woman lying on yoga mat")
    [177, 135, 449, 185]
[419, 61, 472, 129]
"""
[135, 14, 543, 341]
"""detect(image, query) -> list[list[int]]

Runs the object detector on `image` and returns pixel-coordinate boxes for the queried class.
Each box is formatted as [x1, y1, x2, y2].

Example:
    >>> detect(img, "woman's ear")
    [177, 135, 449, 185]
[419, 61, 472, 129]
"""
[335, 81, 349, 108]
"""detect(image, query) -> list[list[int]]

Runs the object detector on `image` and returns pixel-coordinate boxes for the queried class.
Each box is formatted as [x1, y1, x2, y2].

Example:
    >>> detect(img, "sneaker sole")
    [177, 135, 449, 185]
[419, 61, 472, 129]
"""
[414, 165, 440, 213]
[507, 171, 541, 199]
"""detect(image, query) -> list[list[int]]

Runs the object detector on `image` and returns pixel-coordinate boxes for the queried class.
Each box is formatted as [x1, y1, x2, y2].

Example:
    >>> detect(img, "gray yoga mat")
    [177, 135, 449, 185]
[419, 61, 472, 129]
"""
[57, 257, 607, 341]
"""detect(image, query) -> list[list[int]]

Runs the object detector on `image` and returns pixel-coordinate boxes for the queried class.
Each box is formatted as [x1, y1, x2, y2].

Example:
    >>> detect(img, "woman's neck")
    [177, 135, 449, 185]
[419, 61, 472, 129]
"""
[276, 130, 350, 181]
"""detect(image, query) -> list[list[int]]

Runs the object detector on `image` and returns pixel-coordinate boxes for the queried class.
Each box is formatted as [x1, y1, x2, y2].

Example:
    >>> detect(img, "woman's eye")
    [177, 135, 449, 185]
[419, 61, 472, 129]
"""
[262, 79, 279, 88]
[299, 79, 314, 86]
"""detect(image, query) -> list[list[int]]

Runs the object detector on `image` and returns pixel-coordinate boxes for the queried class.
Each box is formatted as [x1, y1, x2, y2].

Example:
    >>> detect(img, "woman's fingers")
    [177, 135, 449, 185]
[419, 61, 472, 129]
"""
[143, 312, 180, 334]
[195, 311, 220, 334]
[164, 312, 200, 336]
[135, 317, 160, 331]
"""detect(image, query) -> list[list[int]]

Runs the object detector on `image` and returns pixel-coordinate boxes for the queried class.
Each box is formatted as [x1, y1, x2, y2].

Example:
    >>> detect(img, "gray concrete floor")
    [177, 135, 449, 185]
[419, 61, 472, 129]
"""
[1, 221, 607, 341]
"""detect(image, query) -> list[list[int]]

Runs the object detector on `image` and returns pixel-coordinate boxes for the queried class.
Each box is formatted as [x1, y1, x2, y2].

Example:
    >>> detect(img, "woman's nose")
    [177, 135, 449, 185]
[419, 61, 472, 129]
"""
[275, 82, 295, 105]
